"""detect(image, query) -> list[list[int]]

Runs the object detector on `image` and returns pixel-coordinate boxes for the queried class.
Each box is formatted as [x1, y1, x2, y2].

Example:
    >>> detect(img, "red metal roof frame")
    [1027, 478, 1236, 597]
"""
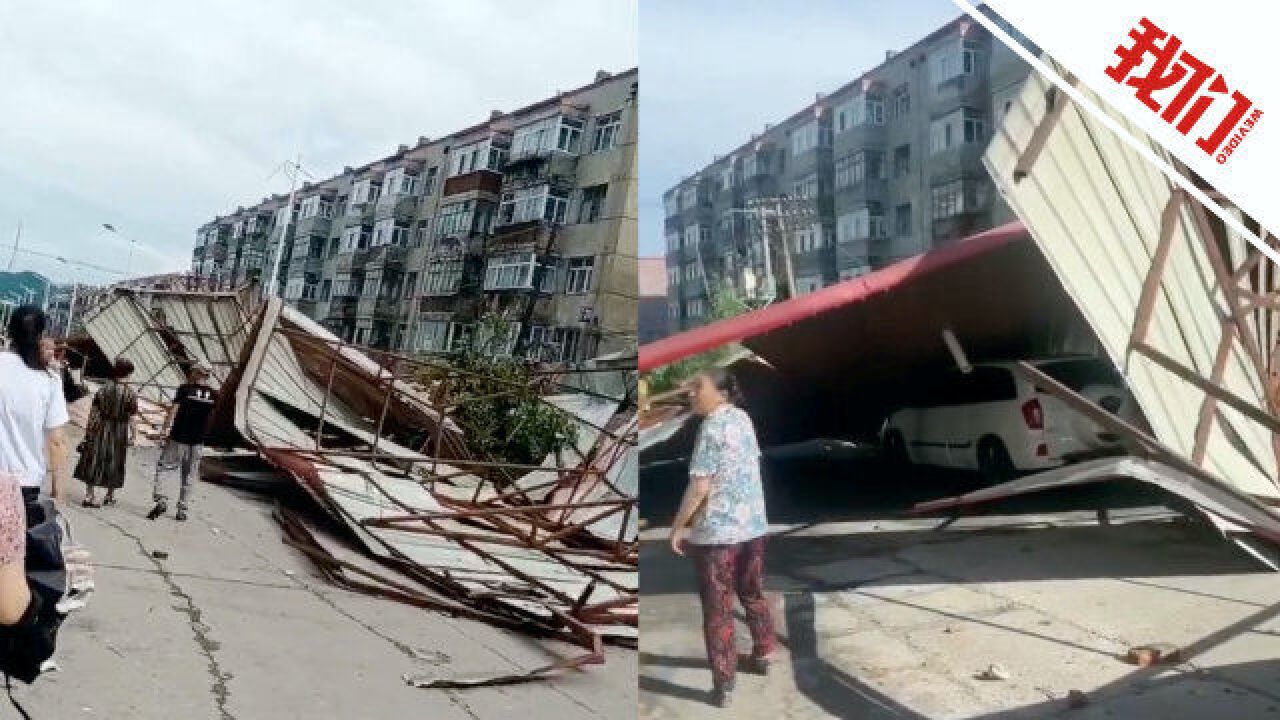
[639, 220, 1029, 372]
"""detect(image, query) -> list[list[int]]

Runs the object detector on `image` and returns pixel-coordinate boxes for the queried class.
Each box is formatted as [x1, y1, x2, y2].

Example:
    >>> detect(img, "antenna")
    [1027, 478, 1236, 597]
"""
[264, 152, 313, 299]
[7, 222, 20, 271]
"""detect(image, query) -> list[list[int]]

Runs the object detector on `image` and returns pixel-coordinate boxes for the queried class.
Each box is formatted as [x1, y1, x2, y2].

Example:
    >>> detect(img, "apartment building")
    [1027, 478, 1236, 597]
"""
[663, 12, 1032, 331]
[193, 68, 638, 363]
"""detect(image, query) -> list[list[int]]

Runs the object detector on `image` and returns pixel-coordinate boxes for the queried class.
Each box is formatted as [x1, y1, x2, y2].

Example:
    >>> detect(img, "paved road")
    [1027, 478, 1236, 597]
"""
[640, 455, 1280, 718]
[12, 423, 635, 719]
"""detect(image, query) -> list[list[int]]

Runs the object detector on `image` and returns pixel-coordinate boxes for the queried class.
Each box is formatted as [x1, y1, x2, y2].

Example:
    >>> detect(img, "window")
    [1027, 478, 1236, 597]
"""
[421, 166, 439, 195]
[577, 184, 607, 224]
[721, 164, 735, 190]
[893, 145, 911, 178]
[435, 201, 473, 238]
[932, 39, 981, 86]
[665, 231, 679, 253]
[423, 258, 464, 295]
[837, 207, 885, 242]
[511, 115, 584, 159]
[351, 178, 378, 205]
[340, 226, 368, 252]
[931, 179, 987, 219]
[413, 220, 430, 247]
[835, 151, 885, 189]
[679, 184, 698, 210]
[591, 111, 622, 152]
[963, 109, 985, 144]
[892, 84, 910, 119]
[683, 263, 702, 281]
[742, 154, 758, 178]
[566, 256, 595, 294]
[664, 192, 679, 217]
[667, 266, 679, 286]
[685, 298, 705, 318]
[683, 224, 710, 249]
[836, 94, 884, 132]
[383, 168, 417, 196]
[794, 224, 825, 253]
[449, 139, 507, 177]
[320, 278, 331, 301]
[415, 319, 450, 352]
[791, 174, 819, 199]
[499, 185, 569, 225]
[447, 323, 475, 353]
[484, 252, 538, 290]
[895, 203, 912, 238]
[930, 109, 983, 154]
[791, 122, 820, 155]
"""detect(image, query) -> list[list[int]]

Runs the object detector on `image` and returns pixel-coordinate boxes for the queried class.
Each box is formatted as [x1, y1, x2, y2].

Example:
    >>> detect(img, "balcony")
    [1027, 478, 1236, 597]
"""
[343, 202, 377, 226]
[328, 297, 358, 319]
[333, 249, 370, 272]
[442, 169, 503, 198]
[374, 193, 420, 221]
[296, 214, 332, 236]
[365, 244, 407, 268]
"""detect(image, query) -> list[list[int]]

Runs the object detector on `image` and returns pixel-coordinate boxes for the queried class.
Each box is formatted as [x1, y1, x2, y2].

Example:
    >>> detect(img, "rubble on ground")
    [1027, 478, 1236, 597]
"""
[81, 286, 638, 671]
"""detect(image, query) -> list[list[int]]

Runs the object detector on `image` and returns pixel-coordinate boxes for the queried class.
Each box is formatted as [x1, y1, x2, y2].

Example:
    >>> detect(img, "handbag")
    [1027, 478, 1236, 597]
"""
[0, 498, 67, 684]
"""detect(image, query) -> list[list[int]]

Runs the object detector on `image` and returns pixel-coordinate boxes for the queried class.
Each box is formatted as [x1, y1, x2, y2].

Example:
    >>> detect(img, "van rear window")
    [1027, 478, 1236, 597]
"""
[1038, 358, 1119, 391]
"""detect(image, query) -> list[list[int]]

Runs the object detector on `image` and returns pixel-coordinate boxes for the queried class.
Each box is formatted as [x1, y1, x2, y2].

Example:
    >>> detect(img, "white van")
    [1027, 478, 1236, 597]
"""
[881, 356, 1135, 480]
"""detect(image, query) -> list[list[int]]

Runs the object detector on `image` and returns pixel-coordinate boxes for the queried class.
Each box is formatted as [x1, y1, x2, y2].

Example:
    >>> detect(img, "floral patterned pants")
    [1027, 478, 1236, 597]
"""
[691, 536, 775, 688]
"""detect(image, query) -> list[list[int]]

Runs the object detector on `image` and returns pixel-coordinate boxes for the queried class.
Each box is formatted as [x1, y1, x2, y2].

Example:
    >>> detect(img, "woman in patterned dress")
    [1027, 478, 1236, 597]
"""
[669, 368, 775, 708]
[74, 357, 138, 507]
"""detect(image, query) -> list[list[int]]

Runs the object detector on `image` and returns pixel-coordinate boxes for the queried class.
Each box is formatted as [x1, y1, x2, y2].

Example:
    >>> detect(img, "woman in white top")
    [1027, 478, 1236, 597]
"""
[0, 306, 70, 624]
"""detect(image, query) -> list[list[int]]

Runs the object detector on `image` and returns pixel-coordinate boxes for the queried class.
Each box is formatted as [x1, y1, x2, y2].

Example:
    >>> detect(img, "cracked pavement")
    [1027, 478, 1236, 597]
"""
[639, 459, 1280, 718]
[12, 436, 635, 719]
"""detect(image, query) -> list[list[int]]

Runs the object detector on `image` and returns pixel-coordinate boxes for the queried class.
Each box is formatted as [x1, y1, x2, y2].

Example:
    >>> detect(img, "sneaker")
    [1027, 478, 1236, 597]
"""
[175, 509, 188, 522]
[146, 500, 167, 520]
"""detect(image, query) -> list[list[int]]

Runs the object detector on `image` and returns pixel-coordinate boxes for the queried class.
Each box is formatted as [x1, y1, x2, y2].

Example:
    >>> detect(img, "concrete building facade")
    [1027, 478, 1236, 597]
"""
[193, 69, 638, 362]
[663, 13, 1032, 332]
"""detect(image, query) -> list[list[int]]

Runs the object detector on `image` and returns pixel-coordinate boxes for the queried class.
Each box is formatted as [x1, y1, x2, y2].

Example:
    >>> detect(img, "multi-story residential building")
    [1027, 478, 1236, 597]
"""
[664, 11, 1032, 331]
[193, 68, 638, 363]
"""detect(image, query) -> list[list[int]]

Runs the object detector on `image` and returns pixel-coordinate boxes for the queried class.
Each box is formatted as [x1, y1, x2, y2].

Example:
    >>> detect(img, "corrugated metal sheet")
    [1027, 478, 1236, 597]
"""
[984, 65, 1279, 498]
[83, 292, 188, 405]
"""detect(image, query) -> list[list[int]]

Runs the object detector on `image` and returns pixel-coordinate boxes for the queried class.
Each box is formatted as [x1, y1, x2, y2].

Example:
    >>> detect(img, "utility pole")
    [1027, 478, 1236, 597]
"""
[7, 223, 20, 271]
[65, 281, 79, 338]
[266, 152, 305, 299]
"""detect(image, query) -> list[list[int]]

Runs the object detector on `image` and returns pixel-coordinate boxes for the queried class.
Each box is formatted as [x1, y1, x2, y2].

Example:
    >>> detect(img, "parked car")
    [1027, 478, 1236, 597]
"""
[880, 356, 1137, 480]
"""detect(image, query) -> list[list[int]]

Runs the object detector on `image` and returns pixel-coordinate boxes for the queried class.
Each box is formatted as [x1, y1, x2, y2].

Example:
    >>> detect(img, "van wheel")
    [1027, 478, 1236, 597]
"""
[977, 437, 1015, 483]
[883, 430, 908, 467]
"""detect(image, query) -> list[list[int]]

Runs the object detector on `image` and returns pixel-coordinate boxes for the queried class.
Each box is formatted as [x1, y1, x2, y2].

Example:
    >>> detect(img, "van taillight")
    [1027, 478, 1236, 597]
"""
[1021, 398, 1044, 429]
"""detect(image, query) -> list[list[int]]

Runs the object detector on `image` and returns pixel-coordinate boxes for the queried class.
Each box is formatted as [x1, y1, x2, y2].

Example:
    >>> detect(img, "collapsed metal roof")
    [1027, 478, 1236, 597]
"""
[84, 290, 637, 668]
[984, 64, 1280, 500]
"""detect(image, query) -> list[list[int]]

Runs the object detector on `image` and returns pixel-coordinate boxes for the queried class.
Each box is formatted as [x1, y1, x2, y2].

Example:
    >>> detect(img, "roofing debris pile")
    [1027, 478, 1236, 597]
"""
[81, 288, 638, 673]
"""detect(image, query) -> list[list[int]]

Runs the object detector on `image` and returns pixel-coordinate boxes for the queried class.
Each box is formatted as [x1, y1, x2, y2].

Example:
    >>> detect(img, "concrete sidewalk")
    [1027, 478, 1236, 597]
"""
[640, 514, 1280, 719]
[12, 435, 634, 719]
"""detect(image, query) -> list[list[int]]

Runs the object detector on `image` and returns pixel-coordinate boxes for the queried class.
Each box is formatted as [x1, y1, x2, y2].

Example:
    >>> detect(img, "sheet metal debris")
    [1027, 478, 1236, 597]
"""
[84, 289, 637, 667]
[984, 61, 1280, 500]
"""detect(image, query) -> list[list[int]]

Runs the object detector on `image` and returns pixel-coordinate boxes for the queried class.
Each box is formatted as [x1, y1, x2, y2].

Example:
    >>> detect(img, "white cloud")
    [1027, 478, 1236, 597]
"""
[0, 0, 637, 283]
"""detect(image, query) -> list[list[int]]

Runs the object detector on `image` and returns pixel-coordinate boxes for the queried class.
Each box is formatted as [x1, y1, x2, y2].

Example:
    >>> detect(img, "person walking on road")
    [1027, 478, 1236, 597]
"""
[75, 357, 138, 508]
[0, 306, 71, 622]
[148, 365, 216, 522]
[669, 368, 776, 709]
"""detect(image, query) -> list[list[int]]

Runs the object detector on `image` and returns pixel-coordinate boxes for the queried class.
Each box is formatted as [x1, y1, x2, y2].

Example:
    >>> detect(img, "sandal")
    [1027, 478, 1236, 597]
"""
[103, 494, 116, 506]
[81, 498, 100, 508]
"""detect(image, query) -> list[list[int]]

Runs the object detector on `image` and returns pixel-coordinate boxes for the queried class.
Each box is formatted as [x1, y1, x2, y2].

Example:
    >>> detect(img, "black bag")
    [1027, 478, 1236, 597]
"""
[0, 498, 66, 683]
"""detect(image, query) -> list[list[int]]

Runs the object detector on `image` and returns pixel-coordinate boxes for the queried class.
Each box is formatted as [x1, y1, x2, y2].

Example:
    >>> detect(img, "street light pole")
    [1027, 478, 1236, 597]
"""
[102, 223, 137, 280]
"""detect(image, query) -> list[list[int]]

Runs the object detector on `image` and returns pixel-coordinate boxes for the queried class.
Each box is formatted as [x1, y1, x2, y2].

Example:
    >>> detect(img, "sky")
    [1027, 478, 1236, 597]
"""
[0, 0, 637, 285]
[638, 0, 966, 257]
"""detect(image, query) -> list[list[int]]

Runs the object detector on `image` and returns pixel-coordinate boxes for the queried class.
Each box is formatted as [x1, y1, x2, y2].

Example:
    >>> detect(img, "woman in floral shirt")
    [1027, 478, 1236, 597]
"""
[669, 368, 774, 708]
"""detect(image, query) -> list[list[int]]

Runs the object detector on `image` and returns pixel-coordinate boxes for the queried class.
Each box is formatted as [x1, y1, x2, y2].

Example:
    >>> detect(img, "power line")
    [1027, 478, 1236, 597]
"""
[0, 241, 124, 276]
